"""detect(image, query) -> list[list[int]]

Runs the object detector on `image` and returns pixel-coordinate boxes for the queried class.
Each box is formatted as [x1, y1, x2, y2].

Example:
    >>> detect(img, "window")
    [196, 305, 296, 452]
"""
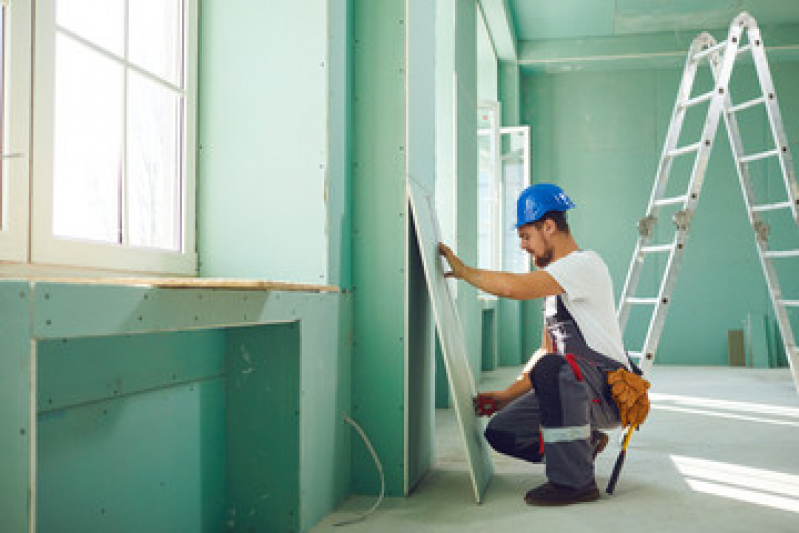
[0, 0, 31, 262]
[478, 101, 501, 272]
[501, 126, 531, 273]
[479, 115, 532, 276]
[26, 0, 197, 274]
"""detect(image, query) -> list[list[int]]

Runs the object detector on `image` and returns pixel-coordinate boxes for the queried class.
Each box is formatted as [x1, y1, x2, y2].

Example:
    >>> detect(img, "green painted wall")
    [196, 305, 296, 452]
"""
[351, 0, 438, 496]
[37, 331, 227, 532]
[351, 0, 407, 496]
[197, 0, 351, 287]
[1, 281, 351, 533]
[0, 284, 31, 533]
[521, 42, 799, 367]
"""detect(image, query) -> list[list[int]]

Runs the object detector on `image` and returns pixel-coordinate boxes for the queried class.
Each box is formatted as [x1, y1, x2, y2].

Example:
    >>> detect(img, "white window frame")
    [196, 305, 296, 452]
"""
[499, 125, 532, 273]
[0, 0, 31, 262]
[27, 0, 198, 275]
[477, 100, 502, 273]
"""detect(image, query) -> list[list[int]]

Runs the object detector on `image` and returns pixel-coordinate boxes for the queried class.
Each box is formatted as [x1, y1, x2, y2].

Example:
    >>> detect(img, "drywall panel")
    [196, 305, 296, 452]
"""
[327, 0, 352, 289]
[37, 379, 226, 533]
[350, 0, 409, 496]
[408, 178, 493, 503]
[405, 215, 435, 492]
[28, 282, 337, 339]
[37, 331, 225, 413]
[297, 295, 353, 529]
[226, 323, 301, 532]
[0, 282, 31, 533]
[477, 8, 498, 102]
[509, 0, 615, 40]
[197, 0, 328, 283]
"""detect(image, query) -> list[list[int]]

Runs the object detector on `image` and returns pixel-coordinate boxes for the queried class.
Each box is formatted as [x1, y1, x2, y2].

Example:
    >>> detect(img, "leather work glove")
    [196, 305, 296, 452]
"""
[607, 369, 651, 428]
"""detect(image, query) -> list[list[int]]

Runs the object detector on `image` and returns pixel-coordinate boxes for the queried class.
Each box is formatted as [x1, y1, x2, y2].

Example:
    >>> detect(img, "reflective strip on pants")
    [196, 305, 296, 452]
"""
[541, 424, 591, 444]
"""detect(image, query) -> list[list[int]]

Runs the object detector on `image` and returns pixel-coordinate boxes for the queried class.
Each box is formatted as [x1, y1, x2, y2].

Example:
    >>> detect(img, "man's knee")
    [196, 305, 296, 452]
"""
[484, 426, 515, 454]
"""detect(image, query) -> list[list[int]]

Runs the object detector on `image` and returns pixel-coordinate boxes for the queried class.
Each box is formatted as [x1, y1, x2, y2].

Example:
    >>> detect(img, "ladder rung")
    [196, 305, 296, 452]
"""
[739, 148, 780, 164]
[729, 96, 765, 114]
[626, 297, 658, 305]
[641, 244, 675, 254]
[654, 195, 688, 207]
[763, 250, 799, 259]
[737, 43, 753, 55]
[751, 201, 793, 213]
[683, 91, 715, 108]
[693, 41, 727, 61]
[779, 300, 799, 308]
[627, 351, 643, 359]
[668, 142, 703, 158]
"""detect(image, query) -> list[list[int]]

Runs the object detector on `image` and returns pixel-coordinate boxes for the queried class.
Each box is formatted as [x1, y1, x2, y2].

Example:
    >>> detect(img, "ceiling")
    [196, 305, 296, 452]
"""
[508, 0, 799, 41]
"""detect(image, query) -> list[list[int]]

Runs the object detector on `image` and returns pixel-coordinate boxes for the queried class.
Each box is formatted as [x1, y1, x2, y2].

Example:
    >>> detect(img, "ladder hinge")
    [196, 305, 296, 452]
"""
[673, 210, 693, 232]
[754, 219, 770, 244]
[638, 216, 657, 238]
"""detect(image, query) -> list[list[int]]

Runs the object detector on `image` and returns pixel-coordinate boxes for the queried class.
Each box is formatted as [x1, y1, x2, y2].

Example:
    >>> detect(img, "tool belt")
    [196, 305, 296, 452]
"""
[607, 368, 651, 428]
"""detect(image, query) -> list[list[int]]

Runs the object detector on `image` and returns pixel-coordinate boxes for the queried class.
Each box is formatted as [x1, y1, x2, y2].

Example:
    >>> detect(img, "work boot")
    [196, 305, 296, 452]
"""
[591, 430, 609, 459]
[524, 481, 600, 506]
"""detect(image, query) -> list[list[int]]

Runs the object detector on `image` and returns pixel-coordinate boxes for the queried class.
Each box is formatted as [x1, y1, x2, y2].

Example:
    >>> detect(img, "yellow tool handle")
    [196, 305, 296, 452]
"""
[606, 425, 637, 494]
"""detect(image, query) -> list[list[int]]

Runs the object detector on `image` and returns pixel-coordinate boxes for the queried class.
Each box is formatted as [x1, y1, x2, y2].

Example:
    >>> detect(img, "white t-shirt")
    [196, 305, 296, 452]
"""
[544, 250, 629, 368]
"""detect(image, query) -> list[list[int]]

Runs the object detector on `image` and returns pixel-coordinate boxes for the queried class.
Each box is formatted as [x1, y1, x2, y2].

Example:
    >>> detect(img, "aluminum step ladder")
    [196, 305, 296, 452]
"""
[617, 12, 799, 390]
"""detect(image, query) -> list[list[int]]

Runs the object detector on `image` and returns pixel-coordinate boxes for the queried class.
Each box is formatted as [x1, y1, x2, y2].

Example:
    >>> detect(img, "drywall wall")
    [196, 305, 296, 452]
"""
[1, 281, 352, 533]
[197, 0, 335, 284]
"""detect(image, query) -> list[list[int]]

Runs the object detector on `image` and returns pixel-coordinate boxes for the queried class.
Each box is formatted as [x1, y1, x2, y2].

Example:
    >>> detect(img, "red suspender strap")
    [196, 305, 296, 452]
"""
[565, 353, 584, 382]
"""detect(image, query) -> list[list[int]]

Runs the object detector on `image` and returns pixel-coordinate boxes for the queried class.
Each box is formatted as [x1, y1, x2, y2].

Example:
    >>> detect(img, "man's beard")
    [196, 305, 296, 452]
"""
[533, 248, 553, 269]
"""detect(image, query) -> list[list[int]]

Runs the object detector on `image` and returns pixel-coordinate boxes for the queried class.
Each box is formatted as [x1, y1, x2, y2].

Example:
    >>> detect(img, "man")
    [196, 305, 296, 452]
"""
[438, 182, 631, 506]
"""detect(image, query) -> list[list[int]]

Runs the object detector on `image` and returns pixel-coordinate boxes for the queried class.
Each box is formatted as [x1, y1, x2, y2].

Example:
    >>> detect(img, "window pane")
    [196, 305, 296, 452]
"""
[53, 35, 123, 243]
[129, 0, 183, 86]
[56, 0, 125, 56]
[503, 131, 530, 273]
[127, 71, 181, 251]
[478, 132, 495, 270]
[1, 6, 6, 228]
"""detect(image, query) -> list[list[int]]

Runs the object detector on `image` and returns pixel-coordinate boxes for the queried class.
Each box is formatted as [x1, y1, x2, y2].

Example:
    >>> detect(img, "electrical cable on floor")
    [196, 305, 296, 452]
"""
[333, 413, 385, 527]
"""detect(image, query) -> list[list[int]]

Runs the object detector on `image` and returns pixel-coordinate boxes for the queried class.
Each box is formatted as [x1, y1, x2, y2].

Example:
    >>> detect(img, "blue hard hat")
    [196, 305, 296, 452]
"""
[515, 183, 575, 228]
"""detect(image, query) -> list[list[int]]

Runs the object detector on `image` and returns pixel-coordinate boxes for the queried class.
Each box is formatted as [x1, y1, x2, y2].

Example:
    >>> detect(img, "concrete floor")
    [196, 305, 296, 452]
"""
[312, 365, 799, 533]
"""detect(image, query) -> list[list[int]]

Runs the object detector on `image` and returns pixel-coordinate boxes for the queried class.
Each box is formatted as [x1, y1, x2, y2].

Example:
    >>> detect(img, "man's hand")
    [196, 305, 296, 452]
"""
[438, 243, 468, 279]
[473, 391, 512, 417]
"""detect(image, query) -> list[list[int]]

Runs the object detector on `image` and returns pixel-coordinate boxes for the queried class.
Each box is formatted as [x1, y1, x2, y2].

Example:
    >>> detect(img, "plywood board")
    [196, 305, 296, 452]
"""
[407, 177, 493, 503]
[17, 277, 338, 293]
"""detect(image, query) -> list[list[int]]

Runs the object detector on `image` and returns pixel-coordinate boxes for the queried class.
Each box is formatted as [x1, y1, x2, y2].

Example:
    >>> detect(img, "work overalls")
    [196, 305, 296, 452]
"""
[484, 295, 626, 488]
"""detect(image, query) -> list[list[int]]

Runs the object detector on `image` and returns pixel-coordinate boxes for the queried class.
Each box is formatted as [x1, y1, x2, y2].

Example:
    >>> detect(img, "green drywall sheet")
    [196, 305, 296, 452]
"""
[0, 283, 31, 533]
[481, 306, 498, 371]
[477, 8, 498, 102]
[351, 0, 409, 496]
[406, 216, 435, 493]
[226, 323, 300, 533]
[2, 281, 351, 533]
[408, 178, 493, 503]
[36, 331, 226, 532]
[521, 57, 799, 367]
[297, 295, 353, 530]
[37, 331, 225, 413]
[511, 0, 615, 41]
[37, 379, 226, 533]
[197, 0, 329, 283]
[328, 0, 353, 289]
[499, 61, 521, 127]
